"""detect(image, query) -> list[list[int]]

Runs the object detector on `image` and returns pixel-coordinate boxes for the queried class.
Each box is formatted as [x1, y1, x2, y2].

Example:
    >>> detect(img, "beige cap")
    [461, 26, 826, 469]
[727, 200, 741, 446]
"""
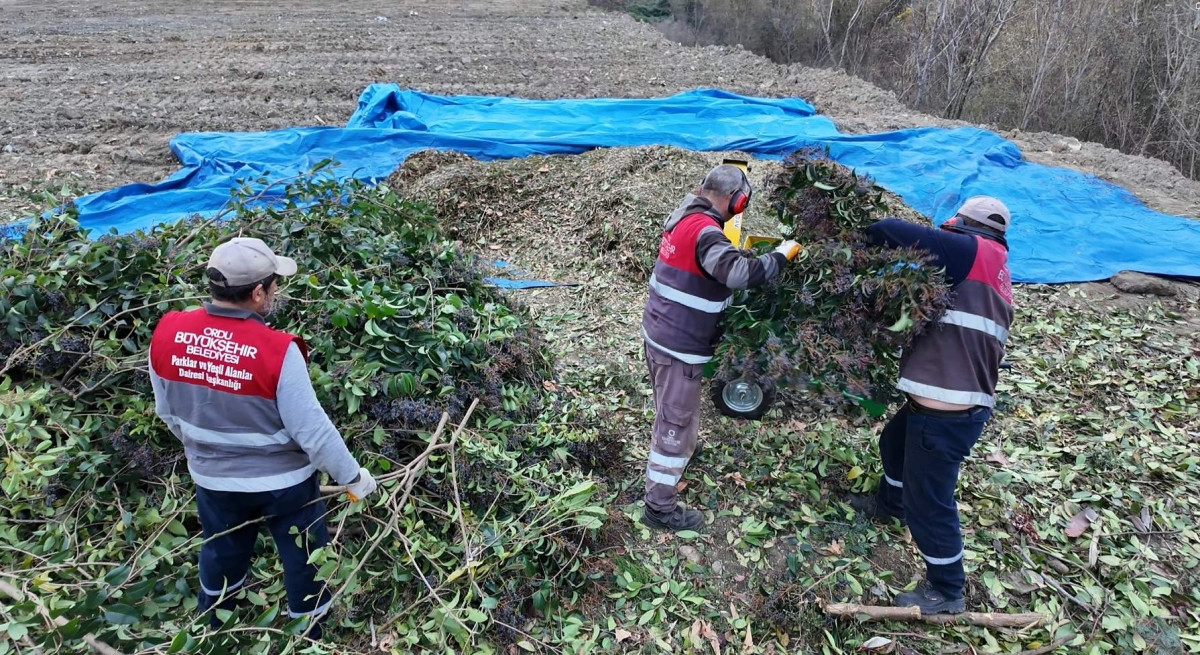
[956, 196, 1011, 233]
[207, 237, 298, 287]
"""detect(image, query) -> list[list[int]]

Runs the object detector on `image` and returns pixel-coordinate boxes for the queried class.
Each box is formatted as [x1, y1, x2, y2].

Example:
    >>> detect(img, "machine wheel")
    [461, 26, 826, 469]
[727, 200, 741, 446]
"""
[710, 376, 777, 420]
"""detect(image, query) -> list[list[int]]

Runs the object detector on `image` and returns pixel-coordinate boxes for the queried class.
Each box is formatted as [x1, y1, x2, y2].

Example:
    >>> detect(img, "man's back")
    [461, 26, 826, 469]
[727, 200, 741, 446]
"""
[866, 218, 1013, 409]
[149, 303, 360, 492]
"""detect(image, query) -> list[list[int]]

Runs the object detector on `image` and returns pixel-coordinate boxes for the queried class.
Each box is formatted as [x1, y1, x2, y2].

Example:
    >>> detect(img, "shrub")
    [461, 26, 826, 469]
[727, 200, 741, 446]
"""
[0, 171, 609, 653]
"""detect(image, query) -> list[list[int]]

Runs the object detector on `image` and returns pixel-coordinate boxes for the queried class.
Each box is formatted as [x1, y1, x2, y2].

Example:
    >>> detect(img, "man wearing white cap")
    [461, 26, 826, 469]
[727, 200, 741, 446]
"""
[148, 237, 377, 636]
[850, 197, 1014, 614]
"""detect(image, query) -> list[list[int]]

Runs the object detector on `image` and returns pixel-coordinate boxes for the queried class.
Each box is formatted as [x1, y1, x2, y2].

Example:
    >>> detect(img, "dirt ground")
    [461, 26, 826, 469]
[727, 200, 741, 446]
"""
[3, 0, 1200, 222]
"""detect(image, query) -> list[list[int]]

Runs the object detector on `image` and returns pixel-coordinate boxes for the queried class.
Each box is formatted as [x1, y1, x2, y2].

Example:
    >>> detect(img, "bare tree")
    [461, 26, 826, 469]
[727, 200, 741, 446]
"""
[1019, 0, 1065, 129]
[943, 0, 1022, 119]
[662, 0, 1200, 179]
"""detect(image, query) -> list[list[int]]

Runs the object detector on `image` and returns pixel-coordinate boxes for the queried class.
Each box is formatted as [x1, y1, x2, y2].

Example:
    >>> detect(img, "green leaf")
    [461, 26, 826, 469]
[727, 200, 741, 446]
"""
[168, 630, 197, 653]
[886, 313, 913, 332]
[1101, 615, 1127, 632]
[56, 618, 82, 640]
[103, 603, 140, 625]
[252, 606, 280, 628]
[103, 565, 131, 588]
[559, 480, 595, 502]
[6, 623, 28, 641]
[282, 617, 308, 636]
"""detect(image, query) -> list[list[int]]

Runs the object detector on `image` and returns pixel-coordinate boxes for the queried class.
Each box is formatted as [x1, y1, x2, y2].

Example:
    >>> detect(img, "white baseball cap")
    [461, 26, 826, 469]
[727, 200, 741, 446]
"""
[955, 196, 1011, 233]
[207, 237, 298, 287]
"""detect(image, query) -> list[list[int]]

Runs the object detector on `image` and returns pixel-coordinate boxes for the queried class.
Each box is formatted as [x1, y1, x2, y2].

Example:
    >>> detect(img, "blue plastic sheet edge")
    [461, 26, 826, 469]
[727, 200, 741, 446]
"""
[483, 261, 577, 289]
[17, 86, 1200, 284]
[483, 278, 578, 290]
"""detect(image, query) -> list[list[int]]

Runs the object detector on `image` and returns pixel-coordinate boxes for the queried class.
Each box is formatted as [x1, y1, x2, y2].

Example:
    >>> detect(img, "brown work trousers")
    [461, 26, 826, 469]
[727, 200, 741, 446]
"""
[643, 342, 703, 514]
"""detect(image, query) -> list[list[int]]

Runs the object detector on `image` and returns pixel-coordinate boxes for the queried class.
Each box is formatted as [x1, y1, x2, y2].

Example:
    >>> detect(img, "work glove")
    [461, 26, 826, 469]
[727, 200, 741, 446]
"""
[344, 467, 378, 502]
[775, 240, 801, 261]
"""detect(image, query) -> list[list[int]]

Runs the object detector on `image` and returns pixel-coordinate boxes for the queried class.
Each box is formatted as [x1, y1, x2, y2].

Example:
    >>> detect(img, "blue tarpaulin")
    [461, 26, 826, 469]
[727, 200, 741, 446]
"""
[59, 86, 1200, 283]
[483, 261, 577, 289]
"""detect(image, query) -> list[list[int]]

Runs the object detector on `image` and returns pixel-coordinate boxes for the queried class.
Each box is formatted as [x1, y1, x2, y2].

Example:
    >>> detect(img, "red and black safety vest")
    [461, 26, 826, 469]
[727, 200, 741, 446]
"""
[898, 237, 1014, 407]
[641, 205, 733, 363]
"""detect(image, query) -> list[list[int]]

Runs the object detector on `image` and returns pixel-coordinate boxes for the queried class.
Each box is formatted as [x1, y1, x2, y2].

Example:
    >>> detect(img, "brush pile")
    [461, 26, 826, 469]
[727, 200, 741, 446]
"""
[717, 152, 954, 411]
[0, 173, 611, 653]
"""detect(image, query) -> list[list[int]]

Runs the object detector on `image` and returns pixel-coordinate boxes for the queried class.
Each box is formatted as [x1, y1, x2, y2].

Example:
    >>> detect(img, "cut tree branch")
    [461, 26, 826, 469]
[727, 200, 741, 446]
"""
[302, 402, 476, 640]
[822, 602, 1047, 628]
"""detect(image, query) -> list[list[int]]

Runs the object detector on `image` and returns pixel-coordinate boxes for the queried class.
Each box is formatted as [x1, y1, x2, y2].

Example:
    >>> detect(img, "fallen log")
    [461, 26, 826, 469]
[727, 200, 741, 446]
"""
[823, 602, 1047, 628]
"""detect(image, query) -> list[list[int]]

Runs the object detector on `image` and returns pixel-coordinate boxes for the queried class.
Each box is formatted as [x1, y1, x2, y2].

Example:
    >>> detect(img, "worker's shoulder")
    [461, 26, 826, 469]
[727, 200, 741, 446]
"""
[870, 216, 936, 233]
[932, 226, 979, 255]
[675, 212, 726, 245]
[678, 210, 722, 227]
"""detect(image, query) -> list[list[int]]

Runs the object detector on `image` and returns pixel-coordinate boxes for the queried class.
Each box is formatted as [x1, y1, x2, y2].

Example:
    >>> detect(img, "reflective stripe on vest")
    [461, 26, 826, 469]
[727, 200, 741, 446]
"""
[176, 416, 293, 448]
[641, 328, 713, 364]
[189, 463, 316, 493]
[896, 378, 995, 408]
[648, 274, 733, 313]
[940, 310, 1009, 342]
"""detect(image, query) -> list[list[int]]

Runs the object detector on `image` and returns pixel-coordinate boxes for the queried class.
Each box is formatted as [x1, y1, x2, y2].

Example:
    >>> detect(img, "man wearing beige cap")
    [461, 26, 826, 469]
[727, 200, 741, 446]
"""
[850, 197, 1014, 614]
[148, 237, 377, 636]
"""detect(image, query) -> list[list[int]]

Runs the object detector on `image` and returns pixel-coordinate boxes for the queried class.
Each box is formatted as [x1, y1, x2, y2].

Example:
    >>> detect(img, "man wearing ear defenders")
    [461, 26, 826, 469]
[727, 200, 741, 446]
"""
[850, 196, 1014, 614]
[639, 164, 801, 532]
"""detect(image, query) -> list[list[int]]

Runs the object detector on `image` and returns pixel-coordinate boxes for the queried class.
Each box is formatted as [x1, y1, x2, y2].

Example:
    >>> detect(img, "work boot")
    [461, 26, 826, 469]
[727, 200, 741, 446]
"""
[848, 494, 906, 526]
[894, 582, 965, 615]
[642, 504, 704, 532]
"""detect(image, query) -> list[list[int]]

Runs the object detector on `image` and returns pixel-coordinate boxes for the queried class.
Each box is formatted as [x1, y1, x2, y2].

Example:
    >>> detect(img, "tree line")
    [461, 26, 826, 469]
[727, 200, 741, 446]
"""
[642, 0, 1200, 181]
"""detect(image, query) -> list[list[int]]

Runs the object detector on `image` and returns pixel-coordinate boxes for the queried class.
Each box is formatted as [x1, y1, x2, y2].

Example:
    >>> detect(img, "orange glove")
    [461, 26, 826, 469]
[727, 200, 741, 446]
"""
[775, 240, 801, 261]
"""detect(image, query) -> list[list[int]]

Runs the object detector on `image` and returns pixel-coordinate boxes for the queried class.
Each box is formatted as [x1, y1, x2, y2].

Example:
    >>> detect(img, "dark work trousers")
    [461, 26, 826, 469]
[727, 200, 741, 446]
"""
[195, 474, 331, 636]
[643, 342, 703, 514]
[875, 401, 992, 599]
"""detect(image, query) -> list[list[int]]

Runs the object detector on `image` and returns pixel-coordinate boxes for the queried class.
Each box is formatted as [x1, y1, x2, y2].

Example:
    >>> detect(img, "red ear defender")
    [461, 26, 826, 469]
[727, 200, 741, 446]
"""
[728, 168, 752, 215]
[729, 190, 749, 216]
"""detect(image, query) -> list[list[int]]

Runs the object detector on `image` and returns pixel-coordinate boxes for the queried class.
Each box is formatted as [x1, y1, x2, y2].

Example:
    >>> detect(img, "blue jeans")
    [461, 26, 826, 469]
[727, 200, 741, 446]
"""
[876, 402, 991, 599]
[195, 475, 331, 635]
